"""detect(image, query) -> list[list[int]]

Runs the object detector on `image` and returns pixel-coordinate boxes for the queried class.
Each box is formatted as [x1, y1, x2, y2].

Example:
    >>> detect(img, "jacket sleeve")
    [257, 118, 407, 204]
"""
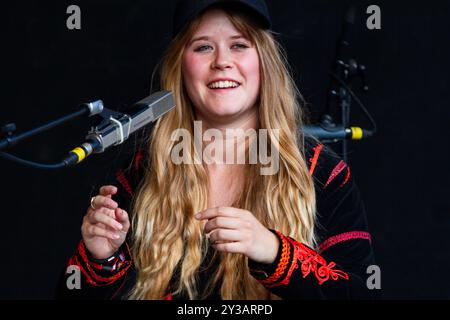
[248, 142, 380, 299]
[55, 149, 146, 300]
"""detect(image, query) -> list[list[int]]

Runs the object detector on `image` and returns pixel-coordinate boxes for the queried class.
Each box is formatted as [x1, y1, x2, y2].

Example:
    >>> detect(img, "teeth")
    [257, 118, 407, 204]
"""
[208, 80, 239, 89]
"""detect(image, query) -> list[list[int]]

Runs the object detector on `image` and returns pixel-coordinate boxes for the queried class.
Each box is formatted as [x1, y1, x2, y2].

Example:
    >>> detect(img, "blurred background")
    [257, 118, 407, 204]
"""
[0, 0, 449, 299]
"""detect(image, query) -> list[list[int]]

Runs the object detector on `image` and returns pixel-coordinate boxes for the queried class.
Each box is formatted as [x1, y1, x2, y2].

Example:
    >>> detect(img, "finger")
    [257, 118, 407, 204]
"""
[92, 195, 118, 210]
[115, 208, 130, 231]
[99, 185, 118, 199]
[195, 207, 242, 220]
[204, 216, 240, 234]
[87, 225, 120, 240]
[211, 241, 242, 253]
[86, 206, 115, 220]
[209, 229, 242, 243]
[88, 210, 123, 231]
[91, 205, 116, 217]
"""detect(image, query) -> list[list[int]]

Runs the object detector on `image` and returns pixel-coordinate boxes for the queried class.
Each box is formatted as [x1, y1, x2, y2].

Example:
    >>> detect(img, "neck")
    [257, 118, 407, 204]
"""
[195, 108, 259, 166]
[196, 106, 259, 132]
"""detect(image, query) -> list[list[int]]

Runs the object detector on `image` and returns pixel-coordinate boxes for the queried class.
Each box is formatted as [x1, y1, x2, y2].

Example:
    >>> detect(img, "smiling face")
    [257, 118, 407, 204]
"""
[182, 9, 261, 125]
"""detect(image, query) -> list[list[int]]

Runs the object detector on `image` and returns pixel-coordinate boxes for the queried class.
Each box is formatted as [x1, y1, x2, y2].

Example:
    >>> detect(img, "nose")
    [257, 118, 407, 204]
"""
[211, 46, 232, 70]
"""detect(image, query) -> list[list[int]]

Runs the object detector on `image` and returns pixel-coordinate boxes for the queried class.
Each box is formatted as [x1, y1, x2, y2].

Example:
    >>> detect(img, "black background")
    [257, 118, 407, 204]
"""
[0, 0, 449, 299]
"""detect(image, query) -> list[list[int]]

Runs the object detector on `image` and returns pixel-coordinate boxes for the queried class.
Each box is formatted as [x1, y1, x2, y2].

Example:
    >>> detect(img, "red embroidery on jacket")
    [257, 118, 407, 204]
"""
[340, 166, 351, 188]
[324, 160, 347, 189]
[253, 231, 291, 286]
[80, 241, 132, 285]
[67, 240, 132, 287]
[309, 144, 323, 176]
[265, 234, 349, 287]
[318, 231, 372, 253]
[68, 254, 97, 286]
[116, 169, 134, 197]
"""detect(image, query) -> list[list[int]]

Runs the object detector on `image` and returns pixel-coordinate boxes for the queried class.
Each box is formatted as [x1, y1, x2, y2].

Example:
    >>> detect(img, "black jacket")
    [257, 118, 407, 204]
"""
[56, 137, 379, 300]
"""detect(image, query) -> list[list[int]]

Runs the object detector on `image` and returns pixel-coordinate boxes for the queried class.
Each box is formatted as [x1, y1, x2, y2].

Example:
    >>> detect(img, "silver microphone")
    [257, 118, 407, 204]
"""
[64, 90, 175, 166]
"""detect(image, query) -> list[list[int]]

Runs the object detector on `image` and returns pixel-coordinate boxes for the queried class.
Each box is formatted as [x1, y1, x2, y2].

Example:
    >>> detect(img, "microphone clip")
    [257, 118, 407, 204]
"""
[335, 59, 369, 93]
[86, 108, 132, 153]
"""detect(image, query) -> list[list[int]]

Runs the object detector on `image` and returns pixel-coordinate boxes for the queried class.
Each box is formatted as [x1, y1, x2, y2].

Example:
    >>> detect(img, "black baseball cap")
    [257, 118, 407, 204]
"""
[172, 0, 271, 37]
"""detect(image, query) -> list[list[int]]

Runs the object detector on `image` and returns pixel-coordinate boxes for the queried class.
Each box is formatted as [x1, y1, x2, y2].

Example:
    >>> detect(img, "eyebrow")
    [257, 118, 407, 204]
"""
[188, 35, 248, 46]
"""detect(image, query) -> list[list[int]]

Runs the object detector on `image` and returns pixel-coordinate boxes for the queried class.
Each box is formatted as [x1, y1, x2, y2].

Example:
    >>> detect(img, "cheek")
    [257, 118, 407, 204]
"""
[182, 53, 210, 106]
[240, 52, 260, 92]
[182, 53, 205, 87]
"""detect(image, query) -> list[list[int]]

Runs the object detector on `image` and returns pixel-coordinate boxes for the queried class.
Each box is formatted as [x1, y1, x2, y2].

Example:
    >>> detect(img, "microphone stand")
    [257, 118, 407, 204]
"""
[0, 100, 103, 152]
[0, 100, 105, 169]
[0, 90, 174, 170]
[319, 5, 369, 163]
[335, 60, 368, 163]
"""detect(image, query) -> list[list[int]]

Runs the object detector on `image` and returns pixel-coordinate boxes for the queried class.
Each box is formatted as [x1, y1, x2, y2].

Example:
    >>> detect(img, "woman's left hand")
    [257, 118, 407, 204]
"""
[195, 206, 279, 264]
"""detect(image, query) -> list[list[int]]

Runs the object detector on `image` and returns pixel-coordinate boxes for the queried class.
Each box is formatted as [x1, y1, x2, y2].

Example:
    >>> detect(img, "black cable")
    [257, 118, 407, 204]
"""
[0, 151, 67, 170]
[329, 71, 378, 134]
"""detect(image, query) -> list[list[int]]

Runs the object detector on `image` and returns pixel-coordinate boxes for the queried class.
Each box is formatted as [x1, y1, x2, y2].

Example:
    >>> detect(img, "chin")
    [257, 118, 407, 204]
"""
[210, 107, 247, 118]
[211, 100, 248, 113]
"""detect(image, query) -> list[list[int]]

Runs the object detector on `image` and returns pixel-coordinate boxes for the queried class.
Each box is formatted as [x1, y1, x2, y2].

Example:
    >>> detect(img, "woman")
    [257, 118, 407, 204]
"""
[58, 0, 378, 300]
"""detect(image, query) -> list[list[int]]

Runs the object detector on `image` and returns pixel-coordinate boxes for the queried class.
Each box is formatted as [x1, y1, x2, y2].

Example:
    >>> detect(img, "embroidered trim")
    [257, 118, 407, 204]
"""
[318, 231, 372, 253]
[340, 166, 351, 188]
[309, 144, 323, 176]
[79, 241, 132, 285]
[116, 169, 134, 197]
[67, 240, 133, 287]
[324, 160, 347, 189]
[265, 234, 349, 287]
[266, 236, 298, 288]
[256, 231, 291, 286]
[68, 254, 98, 287]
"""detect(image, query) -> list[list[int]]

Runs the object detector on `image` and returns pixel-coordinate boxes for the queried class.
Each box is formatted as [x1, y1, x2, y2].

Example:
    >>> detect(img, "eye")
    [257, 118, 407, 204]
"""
[194, 44, 213, 52]
[231, 42, 250, 49]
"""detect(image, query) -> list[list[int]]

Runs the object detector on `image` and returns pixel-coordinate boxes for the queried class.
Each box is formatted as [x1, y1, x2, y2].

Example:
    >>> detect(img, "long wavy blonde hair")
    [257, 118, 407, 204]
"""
[128, 5, 317, 300]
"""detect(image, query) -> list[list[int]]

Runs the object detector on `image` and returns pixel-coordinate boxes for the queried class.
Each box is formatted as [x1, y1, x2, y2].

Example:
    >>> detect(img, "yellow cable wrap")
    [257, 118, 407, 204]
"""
[71, 147, 86, 163]
[350, 127, 363, 140]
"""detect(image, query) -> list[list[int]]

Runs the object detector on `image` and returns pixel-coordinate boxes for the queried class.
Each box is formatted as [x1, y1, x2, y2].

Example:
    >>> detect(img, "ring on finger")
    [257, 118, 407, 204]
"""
[90, 196, 97, 210]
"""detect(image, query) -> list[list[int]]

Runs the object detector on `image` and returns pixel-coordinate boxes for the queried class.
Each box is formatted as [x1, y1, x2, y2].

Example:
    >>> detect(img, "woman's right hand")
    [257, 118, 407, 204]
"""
[81, 185, 130, 260]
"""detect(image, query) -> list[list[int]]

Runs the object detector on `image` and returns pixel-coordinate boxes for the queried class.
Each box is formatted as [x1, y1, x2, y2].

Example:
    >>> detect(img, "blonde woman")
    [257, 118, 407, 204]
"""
[58, 0, 378, 300]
